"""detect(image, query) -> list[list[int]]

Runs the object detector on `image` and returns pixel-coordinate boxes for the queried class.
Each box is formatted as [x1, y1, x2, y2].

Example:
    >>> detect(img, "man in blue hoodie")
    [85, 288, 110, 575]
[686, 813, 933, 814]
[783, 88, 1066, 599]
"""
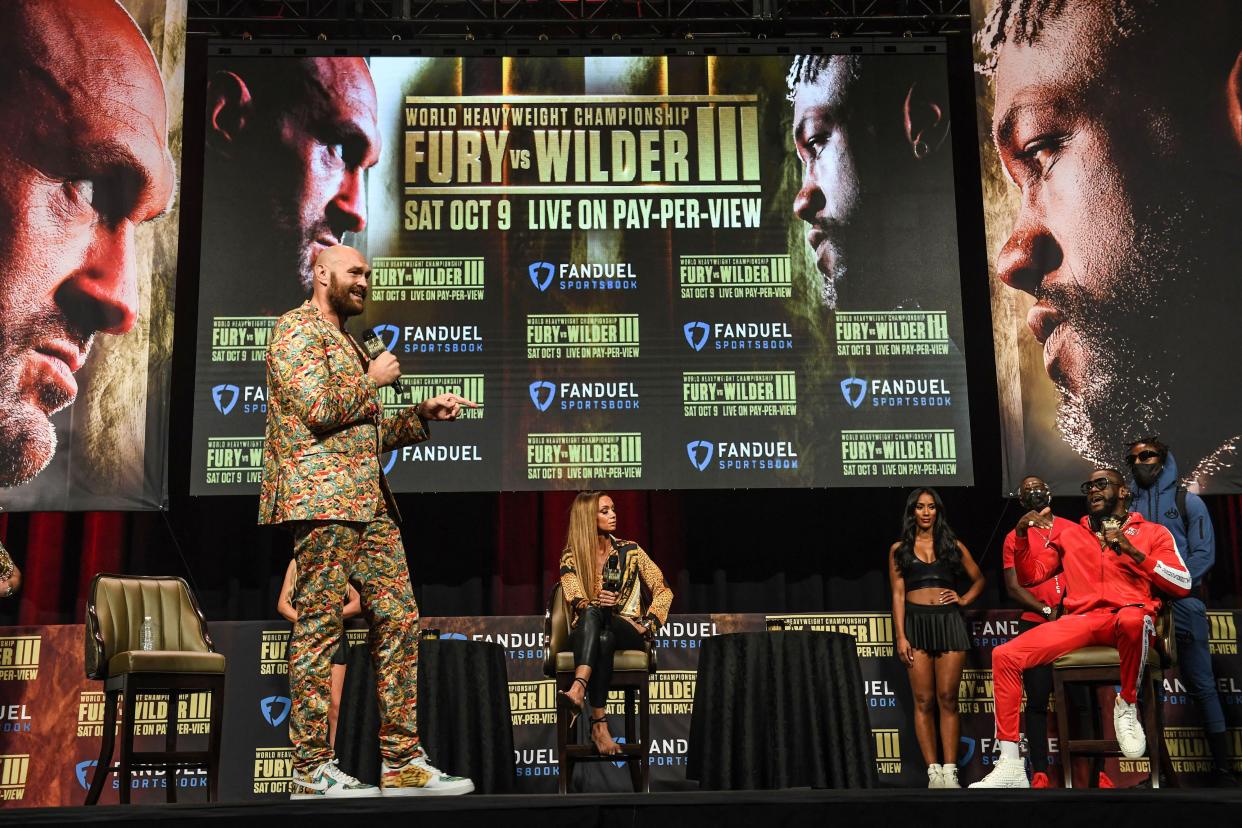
[1127, 438, 1237, 786]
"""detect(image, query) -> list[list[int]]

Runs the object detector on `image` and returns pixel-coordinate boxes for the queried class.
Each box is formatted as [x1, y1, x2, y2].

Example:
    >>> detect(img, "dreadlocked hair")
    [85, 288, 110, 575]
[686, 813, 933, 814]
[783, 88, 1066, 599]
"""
[785, 54, 860, 102]
[974, 0, 1152, 76]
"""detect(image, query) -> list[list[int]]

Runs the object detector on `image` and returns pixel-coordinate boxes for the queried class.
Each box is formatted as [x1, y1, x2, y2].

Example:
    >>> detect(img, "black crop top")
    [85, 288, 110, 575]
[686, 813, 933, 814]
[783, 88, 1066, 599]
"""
[903, 555, 956, 591]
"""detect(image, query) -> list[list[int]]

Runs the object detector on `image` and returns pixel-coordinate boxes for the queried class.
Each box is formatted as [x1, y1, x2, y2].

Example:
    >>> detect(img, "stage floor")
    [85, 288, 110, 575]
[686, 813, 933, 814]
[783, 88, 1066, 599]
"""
[12, 788, 1242, 827]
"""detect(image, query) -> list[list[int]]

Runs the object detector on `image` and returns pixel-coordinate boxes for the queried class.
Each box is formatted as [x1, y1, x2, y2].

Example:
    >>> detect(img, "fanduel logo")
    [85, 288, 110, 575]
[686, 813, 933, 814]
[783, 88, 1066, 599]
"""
[840, 377, 867, 408]
[387, 324, 485, 354]
[260, 696, 291, 727]
[683, 322, 710, 352]
[529, 381, 556, 412]
[686, 439, 799, 472]
[686, 440, 714, 471]
[530, 380, 639, 412]
[528, 262, 555, 292]
[528, 261, 637, 292]
[959, 736, 976, 765]
[683, 321, 792, 351]
[212, 384, 239, 415]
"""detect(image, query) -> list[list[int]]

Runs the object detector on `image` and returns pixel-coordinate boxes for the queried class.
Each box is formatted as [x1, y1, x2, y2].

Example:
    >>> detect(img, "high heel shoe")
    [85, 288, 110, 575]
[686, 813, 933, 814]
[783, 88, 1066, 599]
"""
[557, 676, 588, 728]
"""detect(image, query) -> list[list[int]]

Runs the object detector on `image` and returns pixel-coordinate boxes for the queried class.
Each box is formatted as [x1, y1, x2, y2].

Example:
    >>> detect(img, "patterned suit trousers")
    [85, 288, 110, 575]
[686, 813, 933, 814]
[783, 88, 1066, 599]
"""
[288, 503, 421, 772]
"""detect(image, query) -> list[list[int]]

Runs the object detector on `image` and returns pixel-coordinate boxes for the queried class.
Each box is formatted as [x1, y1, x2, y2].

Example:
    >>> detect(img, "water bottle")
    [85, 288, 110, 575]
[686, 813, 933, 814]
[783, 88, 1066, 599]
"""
[140, 616, 155, 651]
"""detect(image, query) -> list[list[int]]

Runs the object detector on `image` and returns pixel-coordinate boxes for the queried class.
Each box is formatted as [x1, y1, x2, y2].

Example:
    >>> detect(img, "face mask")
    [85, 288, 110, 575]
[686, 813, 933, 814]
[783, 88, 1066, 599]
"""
[1132, 463, 1162, 488]
[1020, 488, 1050, 511]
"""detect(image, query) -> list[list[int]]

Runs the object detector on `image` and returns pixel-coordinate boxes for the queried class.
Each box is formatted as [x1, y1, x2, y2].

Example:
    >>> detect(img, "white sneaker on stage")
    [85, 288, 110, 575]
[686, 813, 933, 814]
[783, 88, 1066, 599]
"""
[1113, 694, 1147, 759]
[927, 763, 943, 788]
[968, 756, 1029, 788]
[289, 759, 380, 799]
[381, 753, 475, 796]
[940, 765, 961, 788]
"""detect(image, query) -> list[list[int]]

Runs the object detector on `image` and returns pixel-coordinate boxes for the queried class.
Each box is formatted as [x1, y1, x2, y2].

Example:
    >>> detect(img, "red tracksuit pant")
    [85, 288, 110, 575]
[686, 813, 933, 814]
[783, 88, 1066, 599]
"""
[992, 607, 1155, 741]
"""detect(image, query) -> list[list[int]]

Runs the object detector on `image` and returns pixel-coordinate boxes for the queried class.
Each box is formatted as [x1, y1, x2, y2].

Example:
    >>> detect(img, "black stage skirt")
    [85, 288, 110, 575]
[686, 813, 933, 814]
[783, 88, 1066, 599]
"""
[905, 602, 970, 654]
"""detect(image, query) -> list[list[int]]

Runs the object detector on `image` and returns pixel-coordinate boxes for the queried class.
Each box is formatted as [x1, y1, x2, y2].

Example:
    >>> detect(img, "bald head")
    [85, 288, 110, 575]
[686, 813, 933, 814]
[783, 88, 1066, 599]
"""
[311, 244, 370, 323]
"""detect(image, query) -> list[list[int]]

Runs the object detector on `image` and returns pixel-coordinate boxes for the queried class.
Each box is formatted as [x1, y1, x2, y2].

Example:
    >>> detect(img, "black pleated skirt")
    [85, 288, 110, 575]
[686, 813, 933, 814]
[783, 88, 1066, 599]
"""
[905, 602, 970, 654]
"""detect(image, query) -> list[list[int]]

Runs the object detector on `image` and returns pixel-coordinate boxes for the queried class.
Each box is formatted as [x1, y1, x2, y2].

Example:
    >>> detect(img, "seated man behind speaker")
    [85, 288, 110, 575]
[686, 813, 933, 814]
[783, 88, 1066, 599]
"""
[972, 468, 1190, 788]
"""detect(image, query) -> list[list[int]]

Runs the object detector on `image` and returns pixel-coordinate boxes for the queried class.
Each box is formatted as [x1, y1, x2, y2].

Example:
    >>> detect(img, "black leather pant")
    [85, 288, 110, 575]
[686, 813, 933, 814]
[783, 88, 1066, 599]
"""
[570, 605, 646, 709]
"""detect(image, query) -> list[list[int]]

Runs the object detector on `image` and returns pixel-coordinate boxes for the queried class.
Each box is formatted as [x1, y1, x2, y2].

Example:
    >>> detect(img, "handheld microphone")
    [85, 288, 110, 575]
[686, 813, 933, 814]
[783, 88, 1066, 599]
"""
[360, 328, 403, 393]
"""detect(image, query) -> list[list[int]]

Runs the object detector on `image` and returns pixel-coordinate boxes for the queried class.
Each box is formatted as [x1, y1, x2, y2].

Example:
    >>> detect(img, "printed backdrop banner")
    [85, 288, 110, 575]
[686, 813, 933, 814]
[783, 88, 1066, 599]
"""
[971, 1, 1242, 493]
[0, 0, 186, 511]
[1, 610, 1240, 805]
[192, 46, 972, 493]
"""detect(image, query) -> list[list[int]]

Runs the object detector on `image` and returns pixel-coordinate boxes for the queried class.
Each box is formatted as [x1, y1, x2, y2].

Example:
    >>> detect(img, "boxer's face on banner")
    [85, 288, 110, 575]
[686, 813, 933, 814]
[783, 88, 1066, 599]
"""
[989, 5, 1220, 464]
[791, 58, 862, 310]
[0, 0, 173, 487]
[792, 57, 950, 311]
[216, 58, 381, 293]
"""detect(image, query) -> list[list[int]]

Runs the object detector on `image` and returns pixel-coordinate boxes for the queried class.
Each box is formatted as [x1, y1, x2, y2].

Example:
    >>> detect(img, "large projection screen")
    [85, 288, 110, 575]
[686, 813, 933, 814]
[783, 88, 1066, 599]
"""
[192, 46, 972, 493]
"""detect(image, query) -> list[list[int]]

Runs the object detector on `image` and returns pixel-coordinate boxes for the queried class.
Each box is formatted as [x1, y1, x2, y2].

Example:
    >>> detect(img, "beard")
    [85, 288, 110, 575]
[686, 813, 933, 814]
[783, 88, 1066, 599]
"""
[1050, 199, 1203, 468]
[0, 308, 82, 487]
[327, 273, 364, 319]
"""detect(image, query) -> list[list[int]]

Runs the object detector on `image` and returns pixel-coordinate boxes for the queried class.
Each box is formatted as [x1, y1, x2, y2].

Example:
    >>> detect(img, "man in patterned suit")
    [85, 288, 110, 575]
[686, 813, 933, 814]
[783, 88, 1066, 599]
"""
[260, 243, 476, 799]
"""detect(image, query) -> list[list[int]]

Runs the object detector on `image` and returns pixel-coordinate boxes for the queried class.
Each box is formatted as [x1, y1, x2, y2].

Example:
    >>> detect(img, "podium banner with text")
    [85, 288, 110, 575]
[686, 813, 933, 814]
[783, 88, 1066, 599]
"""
[191, 49, 972, 493]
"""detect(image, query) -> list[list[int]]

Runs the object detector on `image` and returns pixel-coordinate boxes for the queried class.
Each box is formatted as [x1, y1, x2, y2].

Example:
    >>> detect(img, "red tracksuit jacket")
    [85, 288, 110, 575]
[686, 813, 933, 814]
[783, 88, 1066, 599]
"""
[1011, 512, 1190, 614]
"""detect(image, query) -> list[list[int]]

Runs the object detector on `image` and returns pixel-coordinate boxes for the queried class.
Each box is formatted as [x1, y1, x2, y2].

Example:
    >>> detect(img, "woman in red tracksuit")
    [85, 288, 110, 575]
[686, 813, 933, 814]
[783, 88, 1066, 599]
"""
[972, 468, 1191, 788]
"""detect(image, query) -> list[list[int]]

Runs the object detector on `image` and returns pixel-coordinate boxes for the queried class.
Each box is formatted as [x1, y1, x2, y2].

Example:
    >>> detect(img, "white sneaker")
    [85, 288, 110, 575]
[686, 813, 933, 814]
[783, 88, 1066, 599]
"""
[941, 765, 961, 788]
[968, 756, 1030, 788]
[927, 763, 943, 788]
[1113, 695, 1147, 759]
[290, 759, 380, 799]
[381, 753, 475, 796]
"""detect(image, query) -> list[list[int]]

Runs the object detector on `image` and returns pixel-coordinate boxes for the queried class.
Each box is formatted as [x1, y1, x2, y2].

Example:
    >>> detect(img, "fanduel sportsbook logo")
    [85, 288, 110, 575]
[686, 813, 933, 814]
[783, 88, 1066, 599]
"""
[372, 324, 401, 352]
[212, 384, 240, 415]
[683, 321, 792, 352]
[529, 381, 557, 412]
[686, 440, 714, 471]
[528, 262, 555, 292]
[685, 439, 799, 472]
[840, 377, 867, 408]
[260, 696, 291, 727]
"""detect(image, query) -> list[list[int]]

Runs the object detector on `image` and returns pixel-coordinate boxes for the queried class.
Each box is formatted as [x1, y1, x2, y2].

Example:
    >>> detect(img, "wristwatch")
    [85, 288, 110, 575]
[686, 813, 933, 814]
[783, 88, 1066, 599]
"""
[1040, 605, 1054, 618]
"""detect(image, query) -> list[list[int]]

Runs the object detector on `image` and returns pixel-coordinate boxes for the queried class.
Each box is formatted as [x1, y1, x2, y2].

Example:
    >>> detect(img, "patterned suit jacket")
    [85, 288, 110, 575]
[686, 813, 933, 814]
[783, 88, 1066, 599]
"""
[258, 302, 429, 525]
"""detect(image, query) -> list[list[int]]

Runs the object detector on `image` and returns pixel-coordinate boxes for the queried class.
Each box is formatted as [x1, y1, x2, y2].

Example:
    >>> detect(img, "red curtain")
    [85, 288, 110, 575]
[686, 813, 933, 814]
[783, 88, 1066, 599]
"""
[0, 493, 1233, 622]
[0, 512, 124, 624]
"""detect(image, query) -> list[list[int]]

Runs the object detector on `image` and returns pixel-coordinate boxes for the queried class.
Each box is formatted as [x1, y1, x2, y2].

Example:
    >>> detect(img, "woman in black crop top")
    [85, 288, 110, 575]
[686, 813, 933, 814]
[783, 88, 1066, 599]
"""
[888, 488, 984, 789]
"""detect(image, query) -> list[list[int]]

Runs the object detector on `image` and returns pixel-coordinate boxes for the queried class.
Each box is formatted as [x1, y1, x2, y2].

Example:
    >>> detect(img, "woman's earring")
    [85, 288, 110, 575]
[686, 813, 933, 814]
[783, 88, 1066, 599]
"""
[912, 137, 929, 160]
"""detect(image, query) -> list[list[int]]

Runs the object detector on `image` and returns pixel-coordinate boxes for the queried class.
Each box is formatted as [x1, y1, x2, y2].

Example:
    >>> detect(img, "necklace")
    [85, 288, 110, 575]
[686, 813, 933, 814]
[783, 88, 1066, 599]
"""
[1029, 525, 1052, 548]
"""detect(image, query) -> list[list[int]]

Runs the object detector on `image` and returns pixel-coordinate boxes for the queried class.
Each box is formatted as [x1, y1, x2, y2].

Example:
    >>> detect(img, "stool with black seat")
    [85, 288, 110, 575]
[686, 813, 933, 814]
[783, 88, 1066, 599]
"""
[83, 574, 227, 804]
[1052, 601, 1177, 788]
[543, 583, 655, 793]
